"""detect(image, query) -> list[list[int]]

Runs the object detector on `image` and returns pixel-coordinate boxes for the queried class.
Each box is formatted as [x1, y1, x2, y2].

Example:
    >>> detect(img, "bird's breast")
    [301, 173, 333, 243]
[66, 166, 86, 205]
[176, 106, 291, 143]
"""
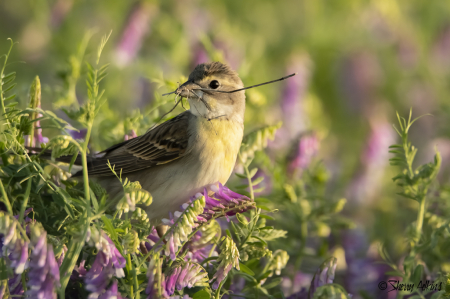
[190, 118, 243, 184]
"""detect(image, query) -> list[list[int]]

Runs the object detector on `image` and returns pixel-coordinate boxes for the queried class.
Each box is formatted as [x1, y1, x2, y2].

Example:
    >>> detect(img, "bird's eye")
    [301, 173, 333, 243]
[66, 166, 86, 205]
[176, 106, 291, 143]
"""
[209, 80, 220, 89]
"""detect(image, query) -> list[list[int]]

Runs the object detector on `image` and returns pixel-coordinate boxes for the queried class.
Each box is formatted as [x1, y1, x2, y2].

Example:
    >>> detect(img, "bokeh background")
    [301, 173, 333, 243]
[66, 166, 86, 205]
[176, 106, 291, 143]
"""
[1, 0, 450, 297]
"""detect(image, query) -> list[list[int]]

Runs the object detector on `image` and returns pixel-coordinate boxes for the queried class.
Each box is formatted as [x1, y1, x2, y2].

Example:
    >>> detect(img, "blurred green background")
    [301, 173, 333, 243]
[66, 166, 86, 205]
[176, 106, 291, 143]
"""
[2, 0, 450, 297]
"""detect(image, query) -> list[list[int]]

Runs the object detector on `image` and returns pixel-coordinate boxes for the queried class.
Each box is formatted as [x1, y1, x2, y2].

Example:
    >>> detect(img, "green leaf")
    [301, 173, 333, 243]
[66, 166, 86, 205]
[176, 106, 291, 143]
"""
[251, 235, 267, 246]
[235, 172, 248, 179]
[259, 214, 275, 220]
[3, 94, 15, 101]
[252, 176, 264, 186]
[55, 189, 75, 219]
[90, 187, 99, 213]
[2, 83, 16, 93]
[249, 168, 258, 178]
[101, 215, 119, 242]
[192, 290, 210, 299]
[2, 71, 16, 80]
[263, 277, 283, 289]
[257, 205, 271, 211]
[239, 262, 255, 276]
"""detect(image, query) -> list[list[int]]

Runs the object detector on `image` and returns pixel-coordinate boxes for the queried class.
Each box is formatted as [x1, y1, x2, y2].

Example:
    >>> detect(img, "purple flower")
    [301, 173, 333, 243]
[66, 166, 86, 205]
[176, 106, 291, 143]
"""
[144, 227, 162, 252]
[1, 213, 31, 296]
[192, 44, 209, 66]
[308, 257, 337, 298]
[158, 184, 253, 262]
[286, 257, 337, 299]
[69, 128, 87, 140]
[280, 55, 311, 140]
[211, 237, 240, 289]
[27, 225, 60, 299]
[73, 259, 88, 279]
[281, 271, 312, 297]
[343, 229, 391, 298]
[200, 183, 255, 222]
[339, 52, 381, 114]
[9, 239, 29, 274]
[85, 229, 126, 298]
[288, 133, 319, 176]
[115, 2, 156, 67]
[98, 280, 126, 299]
[185, 228, 218, 263]
[347, 118, 395, 203]
[148, 261, 207, 298]
[146, 256, 167, 298]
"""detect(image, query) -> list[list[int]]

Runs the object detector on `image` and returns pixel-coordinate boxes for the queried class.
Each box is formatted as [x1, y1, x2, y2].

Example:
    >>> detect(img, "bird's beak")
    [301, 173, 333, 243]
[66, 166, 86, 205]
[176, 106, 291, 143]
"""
[175, 81, 201, 98]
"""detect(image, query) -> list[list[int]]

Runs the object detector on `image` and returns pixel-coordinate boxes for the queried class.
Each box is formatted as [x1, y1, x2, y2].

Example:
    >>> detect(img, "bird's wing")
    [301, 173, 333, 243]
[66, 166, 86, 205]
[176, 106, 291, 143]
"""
[83, 111, 192, 176]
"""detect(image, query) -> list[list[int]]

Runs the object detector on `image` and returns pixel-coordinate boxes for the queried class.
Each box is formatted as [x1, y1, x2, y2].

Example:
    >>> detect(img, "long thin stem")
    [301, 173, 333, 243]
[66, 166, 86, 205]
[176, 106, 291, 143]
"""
[215, 275, 228, 299]
[18, 179, 32, 223]
[0, 179, 12, 214]
[58, 126, 93, 298]
[415, 197, 426, 245]
[239, 153, 254, 200]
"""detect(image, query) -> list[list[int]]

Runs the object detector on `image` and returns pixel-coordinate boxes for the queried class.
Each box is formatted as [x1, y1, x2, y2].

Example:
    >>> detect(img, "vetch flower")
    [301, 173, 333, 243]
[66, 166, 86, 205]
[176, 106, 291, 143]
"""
[164, 262, 208, 296]
[162, 196, 206, 260]
[307, 257, 337, 298]
[85, 227, 126, 298]
[266, 250, 289, 277]
[161, 184, 254, 261]
[122, 229, 139, 255]
[26, 76, 49, 147]
[200, 183, 255, 222]
[0, 212, 31, 296]
[116, 181, 152, 215]
[347, 117, 395, 203]
[98, 280, 125, 299]
[186, 221, 220, 262]
[115, 2, 156, 66]
[146, 254, 166, 298]
[280, 55, 311, 140]
[27, 224, 60, 299]
[211, 236, 240, 289]
[288, 133, 319, 176]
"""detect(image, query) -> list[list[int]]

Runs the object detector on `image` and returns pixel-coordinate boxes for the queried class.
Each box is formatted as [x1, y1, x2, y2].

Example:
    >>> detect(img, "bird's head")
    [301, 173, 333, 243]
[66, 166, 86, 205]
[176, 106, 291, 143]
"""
[176, 62, 245, 124]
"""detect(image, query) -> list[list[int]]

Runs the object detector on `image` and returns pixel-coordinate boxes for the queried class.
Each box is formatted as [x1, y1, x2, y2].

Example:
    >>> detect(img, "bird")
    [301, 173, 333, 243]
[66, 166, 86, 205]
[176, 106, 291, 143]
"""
[38, 62, 247, 221]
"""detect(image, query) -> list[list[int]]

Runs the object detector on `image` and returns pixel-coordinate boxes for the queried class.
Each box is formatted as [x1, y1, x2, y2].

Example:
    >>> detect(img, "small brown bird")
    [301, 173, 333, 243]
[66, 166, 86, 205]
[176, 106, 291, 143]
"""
[75, 62, 246, 221]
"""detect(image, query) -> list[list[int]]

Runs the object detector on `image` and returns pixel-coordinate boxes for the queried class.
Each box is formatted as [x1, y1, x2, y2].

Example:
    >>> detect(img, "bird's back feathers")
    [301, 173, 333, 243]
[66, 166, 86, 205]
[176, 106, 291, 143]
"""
[28, 111, 193, 177]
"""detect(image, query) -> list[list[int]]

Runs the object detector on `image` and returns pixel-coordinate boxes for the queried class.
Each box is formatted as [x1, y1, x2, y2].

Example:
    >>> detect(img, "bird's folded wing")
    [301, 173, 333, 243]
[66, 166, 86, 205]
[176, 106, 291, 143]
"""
[83, 111, 192, 176]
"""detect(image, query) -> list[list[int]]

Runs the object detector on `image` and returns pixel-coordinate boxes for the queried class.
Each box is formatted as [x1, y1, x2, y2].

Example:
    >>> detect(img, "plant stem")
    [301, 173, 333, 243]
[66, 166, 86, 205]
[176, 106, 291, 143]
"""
[215, 276, 227, 299]
[239, 153, 254, 200]
[81, 125, 93, 211]
[132, 257, 140, 299]
[58, 126, 93, 297]
[18, 179, 32, 223]
[0, 179, 13, 214]
[127, 254, 134, 298]
[415, 197, 426, 245]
